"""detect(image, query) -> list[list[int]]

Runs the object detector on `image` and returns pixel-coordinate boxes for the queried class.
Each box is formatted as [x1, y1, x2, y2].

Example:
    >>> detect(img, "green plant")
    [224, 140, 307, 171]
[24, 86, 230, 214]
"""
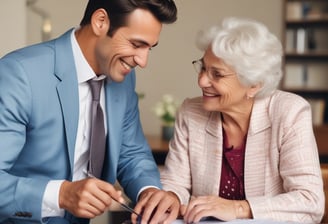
[152, 94, 179, 126]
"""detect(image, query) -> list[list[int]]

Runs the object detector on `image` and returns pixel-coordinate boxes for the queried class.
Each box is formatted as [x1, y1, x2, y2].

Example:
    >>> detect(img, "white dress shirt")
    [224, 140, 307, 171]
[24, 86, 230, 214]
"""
[41, 28, 107, 217]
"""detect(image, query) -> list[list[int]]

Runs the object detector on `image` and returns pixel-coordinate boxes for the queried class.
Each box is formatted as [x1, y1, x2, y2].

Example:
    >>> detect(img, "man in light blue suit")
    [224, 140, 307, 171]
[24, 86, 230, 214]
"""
[0, 0, 180, 223]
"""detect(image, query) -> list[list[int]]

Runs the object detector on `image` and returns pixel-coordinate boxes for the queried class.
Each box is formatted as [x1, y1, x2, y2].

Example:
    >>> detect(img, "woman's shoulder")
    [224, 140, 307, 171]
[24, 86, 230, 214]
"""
[269, 90, 310, 109]
[182, 96, 203, 105]
[179, 96, 212, 120]
[177, 96, 218, 132]
[180, 96, 206, 113]
[266, 90, 311, 124]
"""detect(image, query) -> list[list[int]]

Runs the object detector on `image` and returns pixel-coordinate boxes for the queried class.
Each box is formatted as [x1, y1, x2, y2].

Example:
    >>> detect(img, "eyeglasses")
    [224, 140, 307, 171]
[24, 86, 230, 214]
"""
[192, 59, 235, 81]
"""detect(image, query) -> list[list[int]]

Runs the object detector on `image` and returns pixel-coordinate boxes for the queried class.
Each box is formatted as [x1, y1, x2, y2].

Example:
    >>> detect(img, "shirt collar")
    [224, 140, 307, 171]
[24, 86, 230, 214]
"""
[70, 28, 98, 84]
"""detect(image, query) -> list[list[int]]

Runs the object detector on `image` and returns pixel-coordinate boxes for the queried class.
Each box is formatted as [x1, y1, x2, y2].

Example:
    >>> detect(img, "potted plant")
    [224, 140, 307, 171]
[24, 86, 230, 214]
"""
[152, 94, 179, 141]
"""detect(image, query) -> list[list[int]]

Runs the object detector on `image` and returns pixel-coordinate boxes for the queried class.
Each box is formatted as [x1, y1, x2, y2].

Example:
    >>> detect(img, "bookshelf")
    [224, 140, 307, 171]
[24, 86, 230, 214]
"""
[282, 0, 328, 159]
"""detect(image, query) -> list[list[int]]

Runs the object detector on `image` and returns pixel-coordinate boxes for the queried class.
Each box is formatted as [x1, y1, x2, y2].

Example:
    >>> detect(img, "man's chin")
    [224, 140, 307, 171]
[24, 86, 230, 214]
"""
[111, 73, 128, 82]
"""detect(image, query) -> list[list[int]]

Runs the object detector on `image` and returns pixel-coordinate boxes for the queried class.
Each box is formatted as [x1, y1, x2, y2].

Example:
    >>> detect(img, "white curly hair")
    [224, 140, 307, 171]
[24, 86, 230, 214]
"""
[196, 17, 283, 98]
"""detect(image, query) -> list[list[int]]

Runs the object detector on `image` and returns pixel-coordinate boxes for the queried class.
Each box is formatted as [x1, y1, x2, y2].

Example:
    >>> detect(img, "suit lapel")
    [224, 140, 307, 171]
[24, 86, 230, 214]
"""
[244, 96, 271, 197]
[201, 96, 272, 197]
[103, 79, 123, 183]
[202, 112, 224, 195]
[54, 30, 79, 178]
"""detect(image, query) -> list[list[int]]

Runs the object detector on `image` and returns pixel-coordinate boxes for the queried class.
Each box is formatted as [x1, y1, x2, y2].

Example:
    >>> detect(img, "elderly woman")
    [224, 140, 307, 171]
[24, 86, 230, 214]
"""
[160, 17, 324, 223]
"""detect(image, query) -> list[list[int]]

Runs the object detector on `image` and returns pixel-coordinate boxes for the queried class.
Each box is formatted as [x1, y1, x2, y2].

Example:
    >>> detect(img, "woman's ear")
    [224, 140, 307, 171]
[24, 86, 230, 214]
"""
[246, 83, 262, 98]
[91, 8, 110, 36]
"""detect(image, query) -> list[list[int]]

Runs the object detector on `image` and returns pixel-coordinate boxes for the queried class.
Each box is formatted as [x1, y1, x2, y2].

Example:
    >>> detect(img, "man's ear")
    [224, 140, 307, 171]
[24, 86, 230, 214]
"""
[246, 83, 262, 98]
[91, 8, 110, 36]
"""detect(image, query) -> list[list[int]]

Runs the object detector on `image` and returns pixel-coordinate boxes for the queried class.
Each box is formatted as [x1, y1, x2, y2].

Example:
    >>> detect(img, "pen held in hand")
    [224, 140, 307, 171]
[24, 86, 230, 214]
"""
[84, 170, 142, 220]
[112, 198, 142, 218]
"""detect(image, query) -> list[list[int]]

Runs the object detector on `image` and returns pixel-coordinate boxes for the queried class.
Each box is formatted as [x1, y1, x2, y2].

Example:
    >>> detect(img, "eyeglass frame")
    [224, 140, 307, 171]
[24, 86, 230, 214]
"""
[192, 59, 235, 81]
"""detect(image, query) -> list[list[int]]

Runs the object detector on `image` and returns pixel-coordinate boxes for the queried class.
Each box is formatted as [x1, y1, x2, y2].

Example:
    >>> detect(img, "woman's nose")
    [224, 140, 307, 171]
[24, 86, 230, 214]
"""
[198, 71, 211, 88]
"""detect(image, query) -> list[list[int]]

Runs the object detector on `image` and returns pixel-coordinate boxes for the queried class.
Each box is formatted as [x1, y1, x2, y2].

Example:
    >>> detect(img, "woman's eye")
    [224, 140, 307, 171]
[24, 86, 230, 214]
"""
[212, 71, 224, 79]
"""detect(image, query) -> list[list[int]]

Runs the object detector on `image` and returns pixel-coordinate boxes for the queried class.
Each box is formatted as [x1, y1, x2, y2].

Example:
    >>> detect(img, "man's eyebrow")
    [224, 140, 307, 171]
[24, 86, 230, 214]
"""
[132, 39, 158, 48]
[151, 42, 159, 48]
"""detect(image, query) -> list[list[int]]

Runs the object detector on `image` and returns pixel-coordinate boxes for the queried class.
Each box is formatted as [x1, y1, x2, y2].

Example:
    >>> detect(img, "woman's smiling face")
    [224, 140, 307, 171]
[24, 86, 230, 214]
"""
[198, 48, 250, 113]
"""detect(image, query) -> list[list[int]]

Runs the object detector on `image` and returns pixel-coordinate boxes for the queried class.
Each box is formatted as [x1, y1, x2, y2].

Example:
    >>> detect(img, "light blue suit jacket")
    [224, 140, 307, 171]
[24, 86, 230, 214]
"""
[0, 29, 161, 223]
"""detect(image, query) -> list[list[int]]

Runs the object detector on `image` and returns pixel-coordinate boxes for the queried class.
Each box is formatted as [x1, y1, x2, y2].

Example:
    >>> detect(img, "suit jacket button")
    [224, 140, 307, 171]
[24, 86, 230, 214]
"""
[14, 211, 32, 217]
[14, 212, 22, 216]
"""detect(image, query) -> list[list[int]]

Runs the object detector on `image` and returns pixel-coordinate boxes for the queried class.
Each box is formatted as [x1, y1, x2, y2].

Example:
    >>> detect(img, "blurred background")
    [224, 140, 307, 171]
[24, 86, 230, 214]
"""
[3, 0, 328, 223]
[0, 0, 283, 137]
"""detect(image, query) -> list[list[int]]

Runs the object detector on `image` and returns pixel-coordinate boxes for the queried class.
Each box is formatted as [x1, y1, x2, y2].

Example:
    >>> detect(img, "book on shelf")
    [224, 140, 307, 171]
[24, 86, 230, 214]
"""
[307, 98, 326, 126]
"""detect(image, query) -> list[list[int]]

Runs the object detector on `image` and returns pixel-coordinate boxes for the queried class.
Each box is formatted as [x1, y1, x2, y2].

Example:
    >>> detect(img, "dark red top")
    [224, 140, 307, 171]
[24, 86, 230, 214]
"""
[219, 128, 246, 200]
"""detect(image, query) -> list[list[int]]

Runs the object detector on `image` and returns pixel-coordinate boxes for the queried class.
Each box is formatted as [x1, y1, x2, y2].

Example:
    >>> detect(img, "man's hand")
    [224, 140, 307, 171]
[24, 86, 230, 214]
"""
[59, 178, 125, 218]
[131, 188, 180, 224]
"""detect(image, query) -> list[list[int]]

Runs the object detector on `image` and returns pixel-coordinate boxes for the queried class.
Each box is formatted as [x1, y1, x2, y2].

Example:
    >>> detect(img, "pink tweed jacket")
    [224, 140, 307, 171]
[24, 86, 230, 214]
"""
[161, 90, 324, 223]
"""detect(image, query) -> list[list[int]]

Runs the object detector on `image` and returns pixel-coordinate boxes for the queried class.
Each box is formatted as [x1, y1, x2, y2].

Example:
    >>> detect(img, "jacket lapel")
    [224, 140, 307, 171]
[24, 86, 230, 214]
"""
[103, 79, 123, 183]
[54, 30, 79, 178]
[201, 96, 272, 197]
[202, 112, 224, 195]
[244, 96, 272, 197]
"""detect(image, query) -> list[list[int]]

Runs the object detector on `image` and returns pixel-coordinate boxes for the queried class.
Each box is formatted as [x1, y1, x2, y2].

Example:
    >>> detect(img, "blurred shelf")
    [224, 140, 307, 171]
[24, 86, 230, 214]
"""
[283, 0, 328, 140]
[286, 17, 328, 27]
[314, 125, 328, 163]
[282, 88, 328, 94]
[146, 135, 169, 165]
[285, 51, 328, 61]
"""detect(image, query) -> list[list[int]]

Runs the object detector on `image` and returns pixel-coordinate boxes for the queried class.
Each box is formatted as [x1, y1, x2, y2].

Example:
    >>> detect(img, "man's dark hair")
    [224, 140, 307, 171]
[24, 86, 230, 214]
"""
[80, 0, 177, 36]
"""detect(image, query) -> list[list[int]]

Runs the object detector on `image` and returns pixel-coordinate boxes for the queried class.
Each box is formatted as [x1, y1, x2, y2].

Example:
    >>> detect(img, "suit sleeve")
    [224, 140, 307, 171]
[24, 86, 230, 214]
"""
[160, 99, 193, 205]
[114, 70, 162, 203]
[0, 56, 48, 221]
[247, 95, 324, 223]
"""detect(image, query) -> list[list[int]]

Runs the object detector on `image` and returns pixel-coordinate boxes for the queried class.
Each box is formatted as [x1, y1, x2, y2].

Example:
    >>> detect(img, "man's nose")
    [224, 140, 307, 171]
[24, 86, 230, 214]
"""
[134, 48, 150, 68]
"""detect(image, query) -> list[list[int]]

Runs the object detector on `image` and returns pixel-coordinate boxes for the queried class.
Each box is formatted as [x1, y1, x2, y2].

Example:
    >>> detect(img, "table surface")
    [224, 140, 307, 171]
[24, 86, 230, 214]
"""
[146, 135, 169, 153]
[120, 218, 299, 224]
[146, 135, 170, 165]
[172, 219, 299, 224]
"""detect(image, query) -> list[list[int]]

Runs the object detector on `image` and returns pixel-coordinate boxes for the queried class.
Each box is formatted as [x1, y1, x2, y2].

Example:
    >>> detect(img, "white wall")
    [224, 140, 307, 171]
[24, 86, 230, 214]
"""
[0, 0, 26, 57]
[26, 0, 87, 44]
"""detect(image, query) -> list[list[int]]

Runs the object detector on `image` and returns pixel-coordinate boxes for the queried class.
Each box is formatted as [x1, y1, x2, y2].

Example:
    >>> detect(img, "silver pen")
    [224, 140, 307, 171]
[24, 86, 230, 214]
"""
[84, 170, 142, 219]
